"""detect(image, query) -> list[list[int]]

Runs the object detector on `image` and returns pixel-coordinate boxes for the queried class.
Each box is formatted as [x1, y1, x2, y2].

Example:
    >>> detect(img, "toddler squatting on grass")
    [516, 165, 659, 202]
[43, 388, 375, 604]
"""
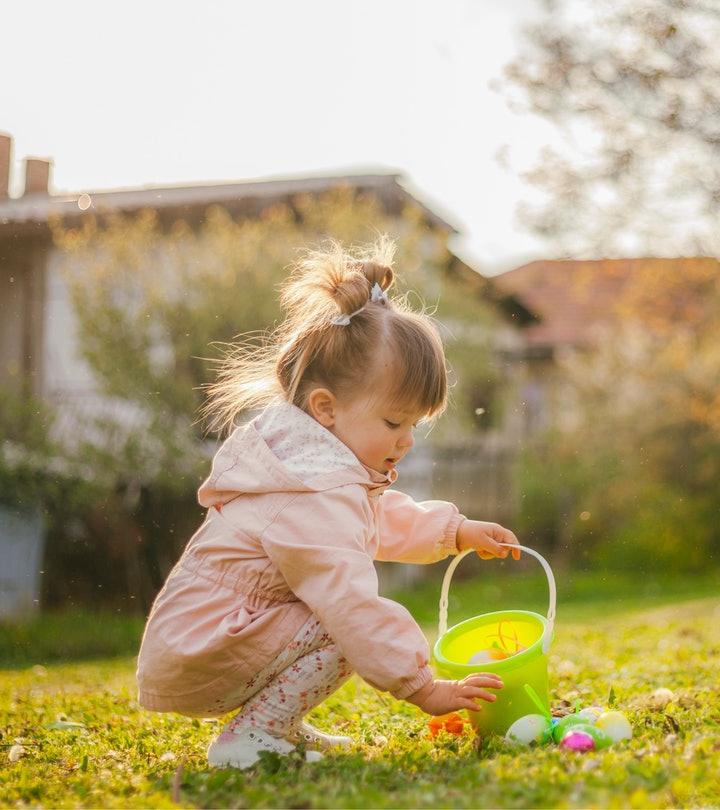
[136, 237, 522, 769]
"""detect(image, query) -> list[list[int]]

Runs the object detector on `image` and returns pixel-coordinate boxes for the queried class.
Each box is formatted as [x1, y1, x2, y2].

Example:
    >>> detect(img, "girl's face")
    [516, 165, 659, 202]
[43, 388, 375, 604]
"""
[333, 396, 424, 475]
[307, 387, 425, 475]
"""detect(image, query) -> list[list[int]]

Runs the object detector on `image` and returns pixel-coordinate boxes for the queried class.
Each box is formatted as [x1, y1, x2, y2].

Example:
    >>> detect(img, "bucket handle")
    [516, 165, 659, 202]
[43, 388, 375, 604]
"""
[438, 544, 556, 654]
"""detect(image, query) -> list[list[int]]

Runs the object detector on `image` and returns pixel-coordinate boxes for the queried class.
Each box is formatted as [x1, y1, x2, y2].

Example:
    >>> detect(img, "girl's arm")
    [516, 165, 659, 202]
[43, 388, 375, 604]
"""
[376, 489, 522, 563]
[373, 489, 466, 564]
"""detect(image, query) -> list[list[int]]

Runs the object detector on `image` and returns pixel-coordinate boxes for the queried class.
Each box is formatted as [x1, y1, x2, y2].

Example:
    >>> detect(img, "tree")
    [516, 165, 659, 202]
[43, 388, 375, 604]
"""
[48, 188, 503, 606]
[516, 259, 720, 572]
[503, 0, 720, 256]
[501, 2, 720, 571]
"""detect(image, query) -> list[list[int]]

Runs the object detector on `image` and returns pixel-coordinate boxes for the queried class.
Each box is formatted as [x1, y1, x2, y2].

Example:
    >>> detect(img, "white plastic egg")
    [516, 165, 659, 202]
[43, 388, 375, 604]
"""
[468, 650, 495, 665]
[505, 714, 551, 745]
[595, 710, 633, 742]
[577, 706, 604, 723]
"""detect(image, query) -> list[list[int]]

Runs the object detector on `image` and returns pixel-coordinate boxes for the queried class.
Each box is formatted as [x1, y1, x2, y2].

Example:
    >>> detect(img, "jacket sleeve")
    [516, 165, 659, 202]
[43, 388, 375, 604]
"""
[374, 489, 466, 564]
[259, 485, 433, 700]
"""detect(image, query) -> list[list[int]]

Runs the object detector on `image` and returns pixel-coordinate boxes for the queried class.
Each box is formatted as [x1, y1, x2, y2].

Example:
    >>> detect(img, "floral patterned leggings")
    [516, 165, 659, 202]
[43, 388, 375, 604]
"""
[223, 615, 353, 738]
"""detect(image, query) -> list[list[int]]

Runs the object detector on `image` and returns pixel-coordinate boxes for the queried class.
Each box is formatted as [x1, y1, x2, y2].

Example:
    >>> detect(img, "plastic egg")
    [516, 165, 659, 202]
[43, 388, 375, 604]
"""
[564, 722, 614, 750]
[505, 714, 552, 745]
[560, 730, 595, 752]
[595, 711, 632, 742]
[551, 713, 589, 743]
[468, 648, 510, 665]
[428, 712, 467, 738]
[577, 706, 604, 723]
[468, 650, 495, 665]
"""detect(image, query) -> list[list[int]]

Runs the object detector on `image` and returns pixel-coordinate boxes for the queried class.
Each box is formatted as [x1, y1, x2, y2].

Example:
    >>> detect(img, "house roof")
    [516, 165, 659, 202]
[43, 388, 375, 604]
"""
[493, 257, 720, 349]
[447, 254, 538, 327]
[0, 171, 460, 236]
[0, 167, 535, 328]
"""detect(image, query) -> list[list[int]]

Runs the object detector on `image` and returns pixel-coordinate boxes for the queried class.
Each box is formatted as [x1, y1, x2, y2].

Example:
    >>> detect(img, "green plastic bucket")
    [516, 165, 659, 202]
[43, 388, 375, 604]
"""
[432, 544, 556, 736]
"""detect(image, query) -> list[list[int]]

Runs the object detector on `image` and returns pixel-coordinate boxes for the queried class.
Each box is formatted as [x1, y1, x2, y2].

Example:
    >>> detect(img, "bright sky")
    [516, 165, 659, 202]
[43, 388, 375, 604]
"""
[3, 0, 557, 274]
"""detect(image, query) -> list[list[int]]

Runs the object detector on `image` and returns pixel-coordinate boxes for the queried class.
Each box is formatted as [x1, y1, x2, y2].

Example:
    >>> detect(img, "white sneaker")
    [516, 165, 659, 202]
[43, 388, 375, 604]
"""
[286, 721, 353, 751]
[207, 727, 324, 769]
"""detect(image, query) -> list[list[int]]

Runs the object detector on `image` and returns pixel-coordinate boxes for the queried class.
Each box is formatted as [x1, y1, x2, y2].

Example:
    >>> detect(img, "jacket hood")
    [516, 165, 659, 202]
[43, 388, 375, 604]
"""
[198, 401, 397, 508]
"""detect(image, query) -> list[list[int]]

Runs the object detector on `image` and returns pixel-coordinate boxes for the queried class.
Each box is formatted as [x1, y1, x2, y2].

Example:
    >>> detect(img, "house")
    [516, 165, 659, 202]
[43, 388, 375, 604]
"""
[0, 132, 532, 436]
[0, 130, 535, 615]
[493, 257, 719, 435]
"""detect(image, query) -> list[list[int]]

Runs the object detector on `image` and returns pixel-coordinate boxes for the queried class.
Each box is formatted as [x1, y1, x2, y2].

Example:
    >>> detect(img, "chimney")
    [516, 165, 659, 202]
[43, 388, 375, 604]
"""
[23, 156, 52, 196]
[0, 133, 10, 199]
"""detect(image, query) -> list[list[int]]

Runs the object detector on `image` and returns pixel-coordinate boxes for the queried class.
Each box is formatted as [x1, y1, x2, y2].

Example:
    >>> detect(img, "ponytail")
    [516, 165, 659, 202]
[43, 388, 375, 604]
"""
[199, 236, 447, 436]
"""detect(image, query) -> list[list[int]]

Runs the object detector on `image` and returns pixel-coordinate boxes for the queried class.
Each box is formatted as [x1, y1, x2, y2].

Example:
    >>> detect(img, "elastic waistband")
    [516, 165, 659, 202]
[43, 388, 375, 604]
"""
[178, 552, 296, 605]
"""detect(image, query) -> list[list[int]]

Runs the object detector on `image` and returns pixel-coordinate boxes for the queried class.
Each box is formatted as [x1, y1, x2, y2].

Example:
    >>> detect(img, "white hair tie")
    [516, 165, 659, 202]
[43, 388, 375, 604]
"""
[331, 282, 388, 326]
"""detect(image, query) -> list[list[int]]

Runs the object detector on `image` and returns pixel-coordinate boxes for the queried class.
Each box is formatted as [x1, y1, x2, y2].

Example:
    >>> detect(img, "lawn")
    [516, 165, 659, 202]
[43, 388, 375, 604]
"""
[1, 577, 719, 808]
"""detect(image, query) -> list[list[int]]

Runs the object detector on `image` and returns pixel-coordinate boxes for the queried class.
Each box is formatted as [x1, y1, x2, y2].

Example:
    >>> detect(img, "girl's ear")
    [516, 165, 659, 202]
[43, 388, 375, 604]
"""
[306, 387, 337, 428]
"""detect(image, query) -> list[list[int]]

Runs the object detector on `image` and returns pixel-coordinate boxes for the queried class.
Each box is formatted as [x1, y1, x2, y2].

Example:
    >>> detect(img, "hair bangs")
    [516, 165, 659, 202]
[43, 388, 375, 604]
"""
[381, 316, 448, 422]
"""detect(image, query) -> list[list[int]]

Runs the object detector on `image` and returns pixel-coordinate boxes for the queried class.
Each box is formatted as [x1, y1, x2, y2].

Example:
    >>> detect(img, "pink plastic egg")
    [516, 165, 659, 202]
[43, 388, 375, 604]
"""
[560, 730, 596, 752]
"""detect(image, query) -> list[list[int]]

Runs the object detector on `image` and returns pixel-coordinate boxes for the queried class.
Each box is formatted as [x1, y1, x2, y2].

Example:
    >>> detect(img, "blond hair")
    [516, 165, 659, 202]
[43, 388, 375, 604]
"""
[199, 236, 448, 436]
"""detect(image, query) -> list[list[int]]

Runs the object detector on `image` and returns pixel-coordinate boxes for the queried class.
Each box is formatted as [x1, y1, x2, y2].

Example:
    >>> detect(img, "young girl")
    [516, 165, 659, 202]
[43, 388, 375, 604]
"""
[136, 237, 521, 769]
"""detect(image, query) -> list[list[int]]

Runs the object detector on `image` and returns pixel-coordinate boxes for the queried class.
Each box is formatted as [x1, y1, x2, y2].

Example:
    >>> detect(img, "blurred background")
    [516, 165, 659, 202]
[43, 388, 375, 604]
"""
[1, 0, 719, 659]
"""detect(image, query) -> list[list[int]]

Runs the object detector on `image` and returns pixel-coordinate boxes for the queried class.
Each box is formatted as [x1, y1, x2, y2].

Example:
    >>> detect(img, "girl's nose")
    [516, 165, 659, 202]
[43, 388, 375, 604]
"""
[398, 431, 415, 450]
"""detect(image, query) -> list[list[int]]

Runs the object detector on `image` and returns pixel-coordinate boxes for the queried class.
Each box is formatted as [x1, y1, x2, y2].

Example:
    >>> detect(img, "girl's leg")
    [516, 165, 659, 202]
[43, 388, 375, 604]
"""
[223, 616, 352, 737]
[207, 617, 352, 768]
[226, 636, 353, 738]
[209, 615, 332, 716]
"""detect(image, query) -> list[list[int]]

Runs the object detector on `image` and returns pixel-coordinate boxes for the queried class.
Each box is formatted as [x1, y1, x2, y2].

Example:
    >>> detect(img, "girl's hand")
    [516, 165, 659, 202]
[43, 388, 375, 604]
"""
[456, 519, 521, 561]
[405, 674, 504, 715]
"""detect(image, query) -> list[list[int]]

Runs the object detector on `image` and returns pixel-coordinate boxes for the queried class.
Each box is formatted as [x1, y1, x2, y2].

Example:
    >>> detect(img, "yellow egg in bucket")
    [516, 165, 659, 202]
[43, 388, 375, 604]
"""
[433, 544, 556, 736]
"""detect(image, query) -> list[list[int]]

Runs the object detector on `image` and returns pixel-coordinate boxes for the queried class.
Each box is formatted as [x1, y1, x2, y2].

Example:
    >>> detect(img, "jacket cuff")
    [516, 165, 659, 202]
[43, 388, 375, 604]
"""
[391, 665, 434, 700]
[441, 512, 467, 556]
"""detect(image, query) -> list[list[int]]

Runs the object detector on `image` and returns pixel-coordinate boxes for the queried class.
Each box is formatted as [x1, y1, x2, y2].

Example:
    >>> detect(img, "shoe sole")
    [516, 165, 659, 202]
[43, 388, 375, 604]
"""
[207, 748, 324, 769]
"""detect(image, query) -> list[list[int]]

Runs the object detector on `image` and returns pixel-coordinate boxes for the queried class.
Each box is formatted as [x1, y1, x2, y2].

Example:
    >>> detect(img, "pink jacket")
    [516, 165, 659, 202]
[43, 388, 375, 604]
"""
[136, 402, 465, 716]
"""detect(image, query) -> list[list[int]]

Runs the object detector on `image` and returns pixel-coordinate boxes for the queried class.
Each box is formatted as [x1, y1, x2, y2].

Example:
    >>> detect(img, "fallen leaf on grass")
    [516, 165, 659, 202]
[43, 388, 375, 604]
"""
[44, 720, 86, 730]
[8, 745, 25, 763]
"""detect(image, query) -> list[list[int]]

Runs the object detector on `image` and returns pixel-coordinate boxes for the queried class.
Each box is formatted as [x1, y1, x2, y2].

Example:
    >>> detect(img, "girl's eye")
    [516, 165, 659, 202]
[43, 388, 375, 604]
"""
[385, 420, 400, 429]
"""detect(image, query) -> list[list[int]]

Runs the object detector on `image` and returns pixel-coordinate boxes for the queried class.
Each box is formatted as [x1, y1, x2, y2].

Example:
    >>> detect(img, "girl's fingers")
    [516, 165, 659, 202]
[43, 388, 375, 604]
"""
[466, 681, 503, 692]
[465, 687, 500, 702]
[500, 532, 522, 560]
[482, 543, 504, 559]
[465, 674, 503, 687]
[489, 539, 506, 557]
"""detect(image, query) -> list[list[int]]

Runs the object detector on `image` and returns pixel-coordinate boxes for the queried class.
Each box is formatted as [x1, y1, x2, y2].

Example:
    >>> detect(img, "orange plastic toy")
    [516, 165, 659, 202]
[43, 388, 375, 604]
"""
[428, 712, 467, 737]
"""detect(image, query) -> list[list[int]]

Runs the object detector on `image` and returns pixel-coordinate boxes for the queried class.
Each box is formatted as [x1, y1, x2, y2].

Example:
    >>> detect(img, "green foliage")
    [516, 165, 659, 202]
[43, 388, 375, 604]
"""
[49, 189, 499, 456]
[0, 388, 102, 519]
[27, 189, 505, 609]
[0, 388, 56, 509]
[517, 264, 720, 573]
[2, 596, 718, 807]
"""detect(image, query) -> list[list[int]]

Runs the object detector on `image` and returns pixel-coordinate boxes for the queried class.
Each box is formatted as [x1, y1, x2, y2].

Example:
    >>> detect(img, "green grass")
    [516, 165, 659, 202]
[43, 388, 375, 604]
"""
[392, 562, 720, 630]
[0, 611, 144, 669]
[3, 566, 718, 669]
[2, 585, 720, 808]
